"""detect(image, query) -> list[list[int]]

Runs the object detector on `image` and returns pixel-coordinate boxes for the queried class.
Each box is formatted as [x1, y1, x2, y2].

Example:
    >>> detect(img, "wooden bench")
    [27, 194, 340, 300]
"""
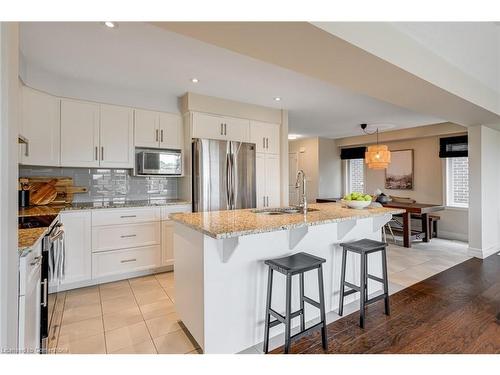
[392, 213, 440, 239]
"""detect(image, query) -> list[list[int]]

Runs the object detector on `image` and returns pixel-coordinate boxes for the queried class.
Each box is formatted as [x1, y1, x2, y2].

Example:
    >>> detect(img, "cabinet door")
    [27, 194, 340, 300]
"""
[159, 112, 183, 150]
[249, 121, 267, 153]
[59, 211, 92, 286]
[20, 86, 60, 166]
[191, 112, 226, 141]
[265, 154, 281, 208]
[135, 109, 159, 148]
[60, 99, 100, 167]
[161, 220, 174, 266]
[225, 117, 250, 142]
[100, 104, 134, 168]
[265, 123, 280, 155]
[250, 121, 280, 154]
[255, 153, 267, 208]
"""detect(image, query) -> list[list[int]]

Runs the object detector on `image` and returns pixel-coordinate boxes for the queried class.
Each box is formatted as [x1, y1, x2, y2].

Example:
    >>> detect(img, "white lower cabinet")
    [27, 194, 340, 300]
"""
[256, 153, 281, 208]
[161, 221, 174, 266]
[18, 241, 42, 353]
[56, 210, 92, 287]
[57, 204, 189, 290]
[92, 245, 161, 279]
[92, 222, 161, 252]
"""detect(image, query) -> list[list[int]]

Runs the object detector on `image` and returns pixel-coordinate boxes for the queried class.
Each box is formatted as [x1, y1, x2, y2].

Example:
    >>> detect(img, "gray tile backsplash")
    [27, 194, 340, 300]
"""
[19, 166, 179, 203]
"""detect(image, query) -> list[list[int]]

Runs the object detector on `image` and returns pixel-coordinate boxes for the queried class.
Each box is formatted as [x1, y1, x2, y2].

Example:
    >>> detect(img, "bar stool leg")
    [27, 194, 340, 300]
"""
[381, 247, 390, 315]
[299, 273, 305, 332]
[284, 273, 292, 354]
[364, 253, 368, 302]
[263, 267, 273, 353]
[338, 248, 347, 316]
[359, 253, 366, 328]
[317, 264, 328, 350]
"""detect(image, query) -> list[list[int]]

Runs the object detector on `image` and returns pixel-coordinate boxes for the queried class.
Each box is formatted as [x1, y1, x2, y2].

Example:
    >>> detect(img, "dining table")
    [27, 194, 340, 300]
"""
[381, 202, 445, 248]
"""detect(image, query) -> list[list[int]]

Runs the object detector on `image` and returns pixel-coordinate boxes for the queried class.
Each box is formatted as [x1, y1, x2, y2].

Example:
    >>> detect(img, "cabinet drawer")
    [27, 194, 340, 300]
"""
[160, 204, 192, 220]
[92, 207, 160, 226]
[92, 245, 161, 279]
[92, 222, 160, 252]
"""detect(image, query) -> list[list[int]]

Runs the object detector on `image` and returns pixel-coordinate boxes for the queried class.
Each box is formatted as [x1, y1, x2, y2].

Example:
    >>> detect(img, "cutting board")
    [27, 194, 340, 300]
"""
[30, 179, 58, 205]
[24, 177, 88, 204]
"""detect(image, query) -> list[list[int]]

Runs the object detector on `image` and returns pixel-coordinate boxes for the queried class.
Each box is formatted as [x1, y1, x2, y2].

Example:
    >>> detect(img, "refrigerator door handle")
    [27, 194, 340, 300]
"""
[226, 150, 232, 209]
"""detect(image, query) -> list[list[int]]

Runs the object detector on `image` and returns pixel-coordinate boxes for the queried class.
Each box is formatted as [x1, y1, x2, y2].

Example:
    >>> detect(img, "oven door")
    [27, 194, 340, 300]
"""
[139, 151, 182, 175]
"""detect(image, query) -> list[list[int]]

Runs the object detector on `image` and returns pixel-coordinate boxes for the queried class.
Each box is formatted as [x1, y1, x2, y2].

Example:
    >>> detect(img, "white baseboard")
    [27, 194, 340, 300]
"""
[467, 244, 500, 259]
[49, 265, 173, 293]
[436, 230, 468, 242]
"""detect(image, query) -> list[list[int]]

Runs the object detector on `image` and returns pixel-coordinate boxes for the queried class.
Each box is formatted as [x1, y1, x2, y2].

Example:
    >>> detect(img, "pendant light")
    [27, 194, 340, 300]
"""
[361, 124, 391, 170]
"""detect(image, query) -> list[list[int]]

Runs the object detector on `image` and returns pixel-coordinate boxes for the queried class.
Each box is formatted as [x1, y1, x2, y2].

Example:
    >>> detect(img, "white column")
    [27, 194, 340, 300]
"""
[0, 22, 20, 351]
[468, 125, 500, 258]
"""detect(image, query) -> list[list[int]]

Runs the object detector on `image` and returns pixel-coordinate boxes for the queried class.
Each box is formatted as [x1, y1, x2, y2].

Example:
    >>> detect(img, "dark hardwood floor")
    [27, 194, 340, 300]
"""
[271, 253, 500, 354]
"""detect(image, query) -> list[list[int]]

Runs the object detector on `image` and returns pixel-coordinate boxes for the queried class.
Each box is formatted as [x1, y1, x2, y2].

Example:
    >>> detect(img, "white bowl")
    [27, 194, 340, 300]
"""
[341, 199, 372, 210]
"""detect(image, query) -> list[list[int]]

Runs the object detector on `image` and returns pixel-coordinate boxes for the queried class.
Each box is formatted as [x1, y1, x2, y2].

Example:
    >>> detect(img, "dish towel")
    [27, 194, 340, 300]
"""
[49, 228, 65, 284]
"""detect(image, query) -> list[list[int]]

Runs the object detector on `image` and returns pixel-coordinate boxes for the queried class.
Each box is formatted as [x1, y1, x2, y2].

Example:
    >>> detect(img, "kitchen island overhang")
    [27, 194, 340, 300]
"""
[171, 203, 404, 354]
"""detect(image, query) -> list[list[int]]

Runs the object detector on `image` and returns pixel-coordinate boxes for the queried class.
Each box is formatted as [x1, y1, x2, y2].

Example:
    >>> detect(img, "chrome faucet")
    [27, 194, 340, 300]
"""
[295, 169, 307, 213]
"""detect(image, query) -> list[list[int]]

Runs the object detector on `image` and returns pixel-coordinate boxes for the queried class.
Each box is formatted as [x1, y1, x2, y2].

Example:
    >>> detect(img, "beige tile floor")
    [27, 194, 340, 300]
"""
[49, 238, 470, 354]
[48, 272, 201, 354]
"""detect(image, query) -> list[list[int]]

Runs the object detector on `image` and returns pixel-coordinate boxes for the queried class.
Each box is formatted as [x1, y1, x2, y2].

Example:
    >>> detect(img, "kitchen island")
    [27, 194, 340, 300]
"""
[170, 203, 404, 354]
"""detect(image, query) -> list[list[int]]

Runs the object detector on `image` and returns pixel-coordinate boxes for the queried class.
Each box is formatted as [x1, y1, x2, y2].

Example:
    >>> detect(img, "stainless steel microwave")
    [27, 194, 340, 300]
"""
[136, 149, 182, 176]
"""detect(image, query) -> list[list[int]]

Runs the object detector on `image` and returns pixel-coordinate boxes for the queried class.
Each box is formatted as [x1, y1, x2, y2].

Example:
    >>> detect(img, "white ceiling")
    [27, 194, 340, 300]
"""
[391, 22, 499, 95]
[19, 22, 443, 139]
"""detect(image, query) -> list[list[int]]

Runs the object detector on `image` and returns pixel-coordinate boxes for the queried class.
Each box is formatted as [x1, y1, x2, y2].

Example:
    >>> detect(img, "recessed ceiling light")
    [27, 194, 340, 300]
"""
[274, 97, 281, 101]
[191, 78, 199, 83]
[288, 134, 299, 140]
[104, 21, 117, 28]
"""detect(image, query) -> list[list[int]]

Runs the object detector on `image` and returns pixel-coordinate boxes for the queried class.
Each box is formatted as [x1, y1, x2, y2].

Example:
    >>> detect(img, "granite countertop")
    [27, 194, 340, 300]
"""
[19, 227, 50, 253]
[18, 199, 191, 252]
[170, 203, 406, 239]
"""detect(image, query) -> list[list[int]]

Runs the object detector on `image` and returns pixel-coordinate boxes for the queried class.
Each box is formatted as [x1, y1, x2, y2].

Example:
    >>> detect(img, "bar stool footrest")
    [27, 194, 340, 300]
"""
[367, 274, 384, 284]
[269, 308, 304, 325]
[302, 296, 320, 309]
[290, 321, 325, 343]
[344, 281, 361, 292]
[343, 288, 358, 296]
[366, 293, 388, 306]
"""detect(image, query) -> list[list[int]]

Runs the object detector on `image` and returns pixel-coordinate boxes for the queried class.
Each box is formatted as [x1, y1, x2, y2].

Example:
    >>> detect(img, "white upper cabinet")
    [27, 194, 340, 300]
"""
[60, 99, 100, 168]
[159, 112, 183, 149]
[250, 121, 280, 154]
[19, 86, 60, 166]
[135, 109, 160, 148]
[135, 109, 183, 150]
[191, 112, 249, 142]
[99, 104, 134, 168]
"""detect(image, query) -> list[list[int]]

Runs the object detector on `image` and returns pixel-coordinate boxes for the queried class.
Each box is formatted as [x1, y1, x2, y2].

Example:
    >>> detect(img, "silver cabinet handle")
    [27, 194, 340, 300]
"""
[266, 196, 269, 207]
[101, 146, 104, 161]
[25, 142, 29, 157]
[120, 234, 137, 238]
[95, 146, 98, 160]
[263, 196, 266, 207]
[263, 137, 265, 149]
[220, 123, 223, 135]
[266, 138, 269, 149]
[120, 215, 137, 218]
[160, 129, 164, 142]
[41, 278, 48, 308]
[225, 123, 227, 135]
[30, 256, 42, 266]
[121, 258, 137, 263]
[156, 129, 159, 142]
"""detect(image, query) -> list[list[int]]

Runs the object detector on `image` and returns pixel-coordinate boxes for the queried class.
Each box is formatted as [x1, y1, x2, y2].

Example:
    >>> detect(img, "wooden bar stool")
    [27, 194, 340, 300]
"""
[338, 239, 390, 328]
[263, 252, 328, 354]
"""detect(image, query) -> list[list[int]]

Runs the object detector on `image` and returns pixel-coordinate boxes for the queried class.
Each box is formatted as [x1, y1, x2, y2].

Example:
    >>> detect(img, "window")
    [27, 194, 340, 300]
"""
[445, 157, 469, 208]
[347, 158, 365, 193]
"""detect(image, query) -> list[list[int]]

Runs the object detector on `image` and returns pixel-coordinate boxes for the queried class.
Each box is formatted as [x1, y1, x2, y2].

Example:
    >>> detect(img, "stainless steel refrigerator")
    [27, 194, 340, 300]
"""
[192, 138, 256, 212]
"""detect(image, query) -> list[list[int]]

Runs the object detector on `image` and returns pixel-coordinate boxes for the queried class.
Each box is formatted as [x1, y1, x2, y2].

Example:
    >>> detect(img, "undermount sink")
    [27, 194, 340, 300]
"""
[252, 207, 320, 215]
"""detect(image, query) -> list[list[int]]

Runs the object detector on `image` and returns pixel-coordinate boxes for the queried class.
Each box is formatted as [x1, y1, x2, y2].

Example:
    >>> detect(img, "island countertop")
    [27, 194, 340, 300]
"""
[170, 203, 405, 239]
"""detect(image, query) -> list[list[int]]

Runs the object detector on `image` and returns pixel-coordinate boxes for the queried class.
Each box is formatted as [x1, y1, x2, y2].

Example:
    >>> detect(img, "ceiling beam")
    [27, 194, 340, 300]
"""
[152, 22, 500, 127]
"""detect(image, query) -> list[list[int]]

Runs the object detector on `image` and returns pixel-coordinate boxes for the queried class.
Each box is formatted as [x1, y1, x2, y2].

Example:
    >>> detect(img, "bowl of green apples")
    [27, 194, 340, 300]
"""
[341, 192, 373, 209]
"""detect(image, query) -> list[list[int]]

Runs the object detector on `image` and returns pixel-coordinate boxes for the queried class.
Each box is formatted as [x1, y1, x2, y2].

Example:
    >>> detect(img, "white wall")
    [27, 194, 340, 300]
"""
[468, 125, 500, 258]
[0, 22, 20, 351]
